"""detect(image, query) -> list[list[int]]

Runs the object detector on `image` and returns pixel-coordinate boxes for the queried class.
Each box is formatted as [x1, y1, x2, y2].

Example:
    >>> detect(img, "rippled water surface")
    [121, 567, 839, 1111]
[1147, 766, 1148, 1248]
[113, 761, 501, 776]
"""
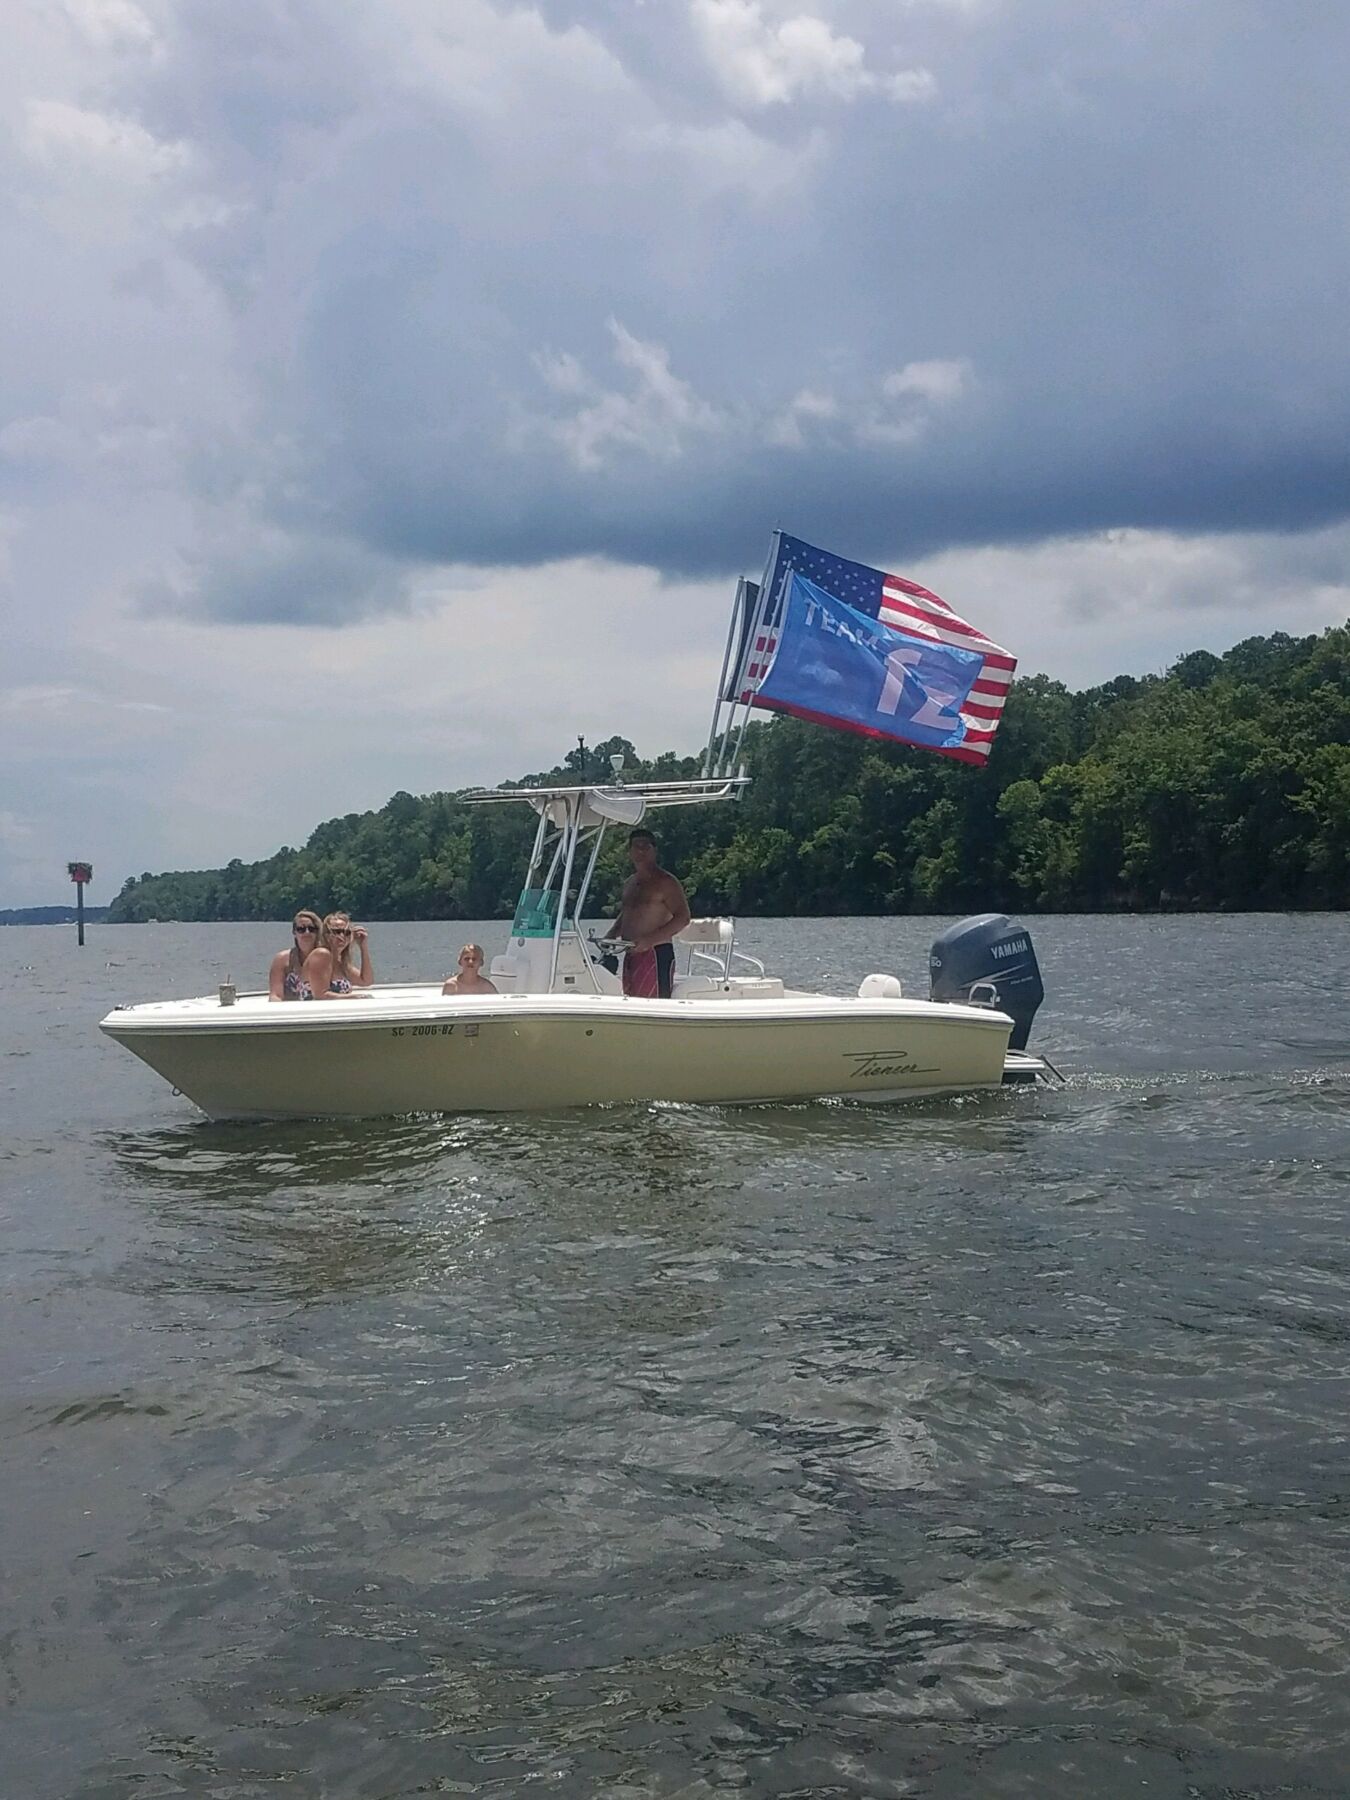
[2, 916, 1348, 1798]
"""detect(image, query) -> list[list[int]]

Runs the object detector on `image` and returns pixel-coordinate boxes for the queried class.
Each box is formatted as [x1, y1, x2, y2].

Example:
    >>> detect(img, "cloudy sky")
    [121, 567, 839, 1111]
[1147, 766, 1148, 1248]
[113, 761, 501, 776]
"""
[3, 0, 1348, 905]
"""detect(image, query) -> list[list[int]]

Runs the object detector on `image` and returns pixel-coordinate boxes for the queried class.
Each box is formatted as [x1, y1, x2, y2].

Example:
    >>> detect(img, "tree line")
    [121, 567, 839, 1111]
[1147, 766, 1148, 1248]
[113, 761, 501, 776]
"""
[1, 906, 112, 926]
[109, 623, 1349, 923]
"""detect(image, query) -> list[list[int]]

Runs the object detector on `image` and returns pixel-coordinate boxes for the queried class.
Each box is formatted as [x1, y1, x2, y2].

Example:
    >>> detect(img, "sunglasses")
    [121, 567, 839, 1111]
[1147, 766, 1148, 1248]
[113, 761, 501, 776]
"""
[329, 927, 352, 937]
[293, 923, 318, 934]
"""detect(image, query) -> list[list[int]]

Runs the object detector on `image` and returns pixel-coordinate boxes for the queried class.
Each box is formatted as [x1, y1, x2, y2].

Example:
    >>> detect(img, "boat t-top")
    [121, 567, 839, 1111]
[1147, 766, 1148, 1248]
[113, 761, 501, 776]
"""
[100, 532, 1050, 1119]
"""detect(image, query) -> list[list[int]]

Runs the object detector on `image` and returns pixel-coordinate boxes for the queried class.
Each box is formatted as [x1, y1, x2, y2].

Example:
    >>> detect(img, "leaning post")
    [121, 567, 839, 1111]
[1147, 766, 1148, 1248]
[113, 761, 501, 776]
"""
[67, 860, 93, 947]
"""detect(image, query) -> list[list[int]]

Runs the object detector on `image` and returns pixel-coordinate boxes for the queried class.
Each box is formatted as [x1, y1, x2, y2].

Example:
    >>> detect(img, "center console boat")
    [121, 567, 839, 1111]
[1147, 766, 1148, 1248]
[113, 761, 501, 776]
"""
[100, 775, 1047, 1120]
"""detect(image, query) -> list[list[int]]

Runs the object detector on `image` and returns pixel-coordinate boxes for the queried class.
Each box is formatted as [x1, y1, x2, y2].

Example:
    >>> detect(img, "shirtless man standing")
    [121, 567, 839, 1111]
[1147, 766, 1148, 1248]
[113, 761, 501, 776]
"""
[606, 828, 691, 998]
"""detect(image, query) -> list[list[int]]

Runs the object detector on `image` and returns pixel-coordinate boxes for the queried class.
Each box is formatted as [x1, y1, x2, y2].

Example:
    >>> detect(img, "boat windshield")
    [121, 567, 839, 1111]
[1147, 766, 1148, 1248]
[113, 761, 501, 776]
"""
[512, 886, 561, 938]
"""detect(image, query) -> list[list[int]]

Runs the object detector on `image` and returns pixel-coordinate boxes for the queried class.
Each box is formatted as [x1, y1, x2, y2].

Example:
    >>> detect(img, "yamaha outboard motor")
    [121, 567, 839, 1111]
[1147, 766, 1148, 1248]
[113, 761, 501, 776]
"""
[929, 913, 1044, 1050]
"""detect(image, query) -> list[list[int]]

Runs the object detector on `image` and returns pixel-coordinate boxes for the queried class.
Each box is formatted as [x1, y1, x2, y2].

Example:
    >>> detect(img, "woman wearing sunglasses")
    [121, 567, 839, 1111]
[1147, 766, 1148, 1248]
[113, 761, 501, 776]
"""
[322, 912, 375, 993]
[269, 910, 327, 1001]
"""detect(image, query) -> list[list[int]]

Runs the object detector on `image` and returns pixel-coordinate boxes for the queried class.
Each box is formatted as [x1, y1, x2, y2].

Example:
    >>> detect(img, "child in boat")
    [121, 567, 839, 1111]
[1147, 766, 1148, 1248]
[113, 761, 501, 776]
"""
[442, 944, 497, 995]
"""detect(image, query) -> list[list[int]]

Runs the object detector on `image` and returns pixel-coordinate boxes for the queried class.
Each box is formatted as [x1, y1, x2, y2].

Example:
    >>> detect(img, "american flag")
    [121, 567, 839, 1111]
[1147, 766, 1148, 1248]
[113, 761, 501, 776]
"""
[739, 532, 1015, 765]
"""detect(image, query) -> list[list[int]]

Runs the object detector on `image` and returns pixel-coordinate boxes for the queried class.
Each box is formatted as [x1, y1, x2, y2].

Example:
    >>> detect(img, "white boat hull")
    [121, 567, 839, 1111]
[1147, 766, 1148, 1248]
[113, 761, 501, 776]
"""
[100, 987, 1014, 1120]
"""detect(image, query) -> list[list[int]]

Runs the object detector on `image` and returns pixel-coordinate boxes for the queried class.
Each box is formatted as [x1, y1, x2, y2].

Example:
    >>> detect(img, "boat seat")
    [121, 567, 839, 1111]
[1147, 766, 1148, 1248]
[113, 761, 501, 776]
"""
[672, 974, 786, 1000]
[490, 948, 529, 991]
[672, 973, 724, 997]
[676, 917, 734, 946]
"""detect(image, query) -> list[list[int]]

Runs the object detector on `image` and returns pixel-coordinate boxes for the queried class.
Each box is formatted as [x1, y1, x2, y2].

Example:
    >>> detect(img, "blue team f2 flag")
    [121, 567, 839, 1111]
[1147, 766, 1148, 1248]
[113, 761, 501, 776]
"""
[740, 534, 1016, 764]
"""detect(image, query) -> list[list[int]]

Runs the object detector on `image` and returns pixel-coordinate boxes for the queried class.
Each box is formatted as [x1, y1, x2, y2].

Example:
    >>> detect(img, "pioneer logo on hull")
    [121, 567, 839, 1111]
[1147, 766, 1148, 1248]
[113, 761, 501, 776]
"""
[845, 1049, 940, 1081]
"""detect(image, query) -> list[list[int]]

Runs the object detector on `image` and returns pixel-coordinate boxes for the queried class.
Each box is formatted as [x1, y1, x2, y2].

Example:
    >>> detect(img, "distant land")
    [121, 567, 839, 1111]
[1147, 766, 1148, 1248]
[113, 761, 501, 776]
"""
[107, 624, 1349, 923]
[1, 905, 112, 926]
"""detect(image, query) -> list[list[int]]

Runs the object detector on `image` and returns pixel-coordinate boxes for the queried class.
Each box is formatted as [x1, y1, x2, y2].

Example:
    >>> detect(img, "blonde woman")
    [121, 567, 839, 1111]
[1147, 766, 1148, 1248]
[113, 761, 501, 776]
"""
[442, 944, 497, 995]
[269, 910, 325, 1001]
[322, 912, 374, 994]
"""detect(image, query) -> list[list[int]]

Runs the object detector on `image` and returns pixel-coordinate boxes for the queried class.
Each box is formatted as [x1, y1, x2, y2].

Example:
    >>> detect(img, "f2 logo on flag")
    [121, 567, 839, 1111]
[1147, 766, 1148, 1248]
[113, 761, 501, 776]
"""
[878, 644, 958, 731]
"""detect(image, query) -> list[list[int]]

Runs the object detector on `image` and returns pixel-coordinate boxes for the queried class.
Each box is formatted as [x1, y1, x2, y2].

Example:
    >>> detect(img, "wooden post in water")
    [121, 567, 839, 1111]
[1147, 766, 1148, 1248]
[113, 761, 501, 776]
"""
[67, 861, 93, 947]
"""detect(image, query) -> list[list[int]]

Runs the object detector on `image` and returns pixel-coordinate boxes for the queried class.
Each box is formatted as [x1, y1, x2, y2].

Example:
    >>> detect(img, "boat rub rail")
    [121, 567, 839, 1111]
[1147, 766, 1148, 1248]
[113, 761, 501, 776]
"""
[102, 989, 1014, 1035]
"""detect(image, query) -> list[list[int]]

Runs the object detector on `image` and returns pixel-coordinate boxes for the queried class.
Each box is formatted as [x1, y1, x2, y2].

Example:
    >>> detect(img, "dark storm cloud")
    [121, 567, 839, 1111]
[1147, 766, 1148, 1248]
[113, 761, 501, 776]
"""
[64, 1, 1350, 613]
[138, 529, 411, 624]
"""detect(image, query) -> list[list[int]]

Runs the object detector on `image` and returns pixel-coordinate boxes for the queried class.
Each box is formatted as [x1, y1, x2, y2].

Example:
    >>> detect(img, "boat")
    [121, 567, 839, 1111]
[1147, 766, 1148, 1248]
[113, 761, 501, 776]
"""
[99, 775, 1048, 1120]
[101, 532, 1054, 1120]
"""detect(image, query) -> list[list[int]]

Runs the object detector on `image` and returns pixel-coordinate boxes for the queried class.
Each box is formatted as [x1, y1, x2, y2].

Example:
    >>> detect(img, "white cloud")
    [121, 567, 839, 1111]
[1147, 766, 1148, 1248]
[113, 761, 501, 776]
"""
[60, 0, 159, 54]
[911, 524, 1350, 686]
[883, 66, 938, 102]
[768, 385, 839, 447]
[858, 357, 975, 444]
[0, 684, 85, 716]
[20, 98, 186, 177]
[539, 320, 724, 471]
[882, 358, 972, 406]
[645, 115, 826, 200]
[388, 0, 634, 117]
[537, 341, 974, 466]
[690, 0, 933, 106]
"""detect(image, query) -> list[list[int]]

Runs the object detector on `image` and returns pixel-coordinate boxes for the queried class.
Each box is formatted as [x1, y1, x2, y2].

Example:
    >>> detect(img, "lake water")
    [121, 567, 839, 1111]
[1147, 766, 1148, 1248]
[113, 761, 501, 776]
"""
[2, 915, 1347, 1798]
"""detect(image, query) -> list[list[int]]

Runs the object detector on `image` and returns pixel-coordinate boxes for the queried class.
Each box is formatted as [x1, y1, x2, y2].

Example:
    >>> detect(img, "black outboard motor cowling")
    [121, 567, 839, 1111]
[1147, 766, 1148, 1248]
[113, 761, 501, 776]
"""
[929, 913, 1044, 1050]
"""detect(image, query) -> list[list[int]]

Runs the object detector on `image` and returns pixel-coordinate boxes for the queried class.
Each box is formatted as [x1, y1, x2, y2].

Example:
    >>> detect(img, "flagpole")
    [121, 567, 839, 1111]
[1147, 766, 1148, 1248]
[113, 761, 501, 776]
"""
[719, 531, 782, 776]
[702, 576, 745, 776]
